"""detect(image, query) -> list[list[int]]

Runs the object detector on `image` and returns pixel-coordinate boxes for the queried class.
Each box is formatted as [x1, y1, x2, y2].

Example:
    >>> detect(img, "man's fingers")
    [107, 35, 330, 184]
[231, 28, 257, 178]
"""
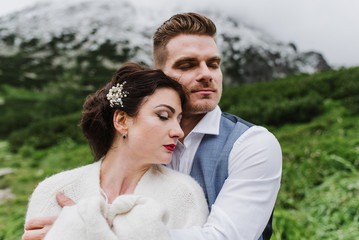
[23, 217, 56, 240]
[56, 192, 75, 207]
[22, 225, 52, 240]
[24, 216, 57, 230]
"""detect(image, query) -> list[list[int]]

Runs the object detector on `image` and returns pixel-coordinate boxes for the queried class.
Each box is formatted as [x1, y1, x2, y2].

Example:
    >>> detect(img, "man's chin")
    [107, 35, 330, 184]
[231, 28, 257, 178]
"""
[183, 103, 217, 115]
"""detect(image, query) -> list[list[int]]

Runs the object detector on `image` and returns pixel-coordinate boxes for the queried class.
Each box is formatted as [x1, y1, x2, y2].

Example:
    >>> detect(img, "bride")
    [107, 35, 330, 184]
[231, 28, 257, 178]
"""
[23, 63, 208, 240]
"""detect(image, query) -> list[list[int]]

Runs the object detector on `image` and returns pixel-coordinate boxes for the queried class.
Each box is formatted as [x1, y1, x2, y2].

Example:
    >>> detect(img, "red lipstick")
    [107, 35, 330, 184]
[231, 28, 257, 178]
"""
[164, 144, 176, 152]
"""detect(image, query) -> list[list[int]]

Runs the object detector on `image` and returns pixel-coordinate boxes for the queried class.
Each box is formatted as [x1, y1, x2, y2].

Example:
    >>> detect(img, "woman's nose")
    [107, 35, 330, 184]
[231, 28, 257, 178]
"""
[170, 122, 184, 139]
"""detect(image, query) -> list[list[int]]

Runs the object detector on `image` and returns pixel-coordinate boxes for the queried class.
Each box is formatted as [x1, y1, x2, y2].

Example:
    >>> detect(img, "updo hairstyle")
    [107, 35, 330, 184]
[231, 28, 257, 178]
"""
[80, 63, 186, 160]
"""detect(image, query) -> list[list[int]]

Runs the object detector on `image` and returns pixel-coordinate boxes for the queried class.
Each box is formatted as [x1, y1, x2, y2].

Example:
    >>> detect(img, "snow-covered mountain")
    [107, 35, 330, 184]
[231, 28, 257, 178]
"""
[0, 0, 330, 85]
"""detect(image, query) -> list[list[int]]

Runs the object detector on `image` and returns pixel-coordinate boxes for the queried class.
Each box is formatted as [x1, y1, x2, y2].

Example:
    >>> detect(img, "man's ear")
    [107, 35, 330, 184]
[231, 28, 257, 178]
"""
[113, 110, 128, 133]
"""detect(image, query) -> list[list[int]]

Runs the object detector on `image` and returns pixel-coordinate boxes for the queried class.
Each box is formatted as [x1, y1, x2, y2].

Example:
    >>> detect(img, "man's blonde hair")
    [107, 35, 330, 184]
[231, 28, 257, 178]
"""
[153, 12, 217, 69]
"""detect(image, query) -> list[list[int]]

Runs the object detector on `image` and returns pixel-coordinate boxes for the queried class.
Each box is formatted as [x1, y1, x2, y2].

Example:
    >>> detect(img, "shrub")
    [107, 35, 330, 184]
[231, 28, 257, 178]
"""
[8, 113, 86, 152]
[222, 88, 324, 126]
[220, 67, 359, 125]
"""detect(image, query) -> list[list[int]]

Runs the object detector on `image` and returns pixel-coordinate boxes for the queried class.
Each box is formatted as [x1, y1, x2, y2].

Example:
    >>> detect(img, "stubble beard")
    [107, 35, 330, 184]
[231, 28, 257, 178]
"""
[183, 95, 219, 115]
[182, 82, 222, 116]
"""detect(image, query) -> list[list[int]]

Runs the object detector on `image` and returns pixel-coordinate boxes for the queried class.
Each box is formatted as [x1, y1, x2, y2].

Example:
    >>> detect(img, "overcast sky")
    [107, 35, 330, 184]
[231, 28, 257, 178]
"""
[1, 0, 358, 68]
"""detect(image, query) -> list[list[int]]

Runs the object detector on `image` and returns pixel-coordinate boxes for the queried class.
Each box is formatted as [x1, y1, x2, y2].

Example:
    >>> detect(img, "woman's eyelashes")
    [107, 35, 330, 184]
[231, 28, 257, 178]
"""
[157, 112, 169, 120]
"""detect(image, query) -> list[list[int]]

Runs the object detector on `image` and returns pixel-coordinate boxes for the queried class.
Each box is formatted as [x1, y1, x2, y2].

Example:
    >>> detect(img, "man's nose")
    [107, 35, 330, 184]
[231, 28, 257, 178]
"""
[196, 62, 212, 82]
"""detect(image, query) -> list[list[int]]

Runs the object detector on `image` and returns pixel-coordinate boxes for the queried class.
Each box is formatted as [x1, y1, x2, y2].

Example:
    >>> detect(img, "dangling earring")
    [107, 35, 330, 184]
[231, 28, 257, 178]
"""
[122, 133, 127, 139]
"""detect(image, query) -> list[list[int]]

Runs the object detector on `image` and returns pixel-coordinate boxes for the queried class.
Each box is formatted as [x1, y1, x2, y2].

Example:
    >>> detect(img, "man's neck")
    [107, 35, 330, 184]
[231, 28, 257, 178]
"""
[180, 113, 206, 140]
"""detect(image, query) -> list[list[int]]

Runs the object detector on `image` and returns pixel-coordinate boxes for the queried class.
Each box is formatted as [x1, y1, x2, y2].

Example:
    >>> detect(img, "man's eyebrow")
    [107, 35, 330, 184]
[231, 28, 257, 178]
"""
[207, 56, 221, 63]
[154, 104, 175, 113]
[172, 57, 197, 67]
[172, 56, 221, 67]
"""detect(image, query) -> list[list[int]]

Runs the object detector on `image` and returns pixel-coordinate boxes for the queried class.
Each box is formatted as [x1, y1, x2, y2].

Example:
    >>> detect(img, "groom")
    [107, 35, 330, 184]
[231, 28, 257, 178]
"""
[23, 12, 282, 240]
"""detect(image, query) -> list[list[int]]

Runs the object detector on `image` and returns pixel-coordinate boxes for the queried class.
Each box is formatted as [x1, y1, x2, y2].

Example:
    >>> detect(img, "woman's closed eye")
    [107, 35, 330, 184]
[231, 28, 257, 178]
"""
[157, 112, 169, 120]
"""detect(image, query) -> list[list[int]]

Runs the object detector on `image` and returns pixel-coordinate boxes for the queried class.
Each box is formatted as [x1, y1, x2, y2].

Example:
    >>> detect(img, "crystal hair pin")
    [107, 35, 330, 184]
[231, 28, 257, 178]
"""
[106, 81, 129, 108]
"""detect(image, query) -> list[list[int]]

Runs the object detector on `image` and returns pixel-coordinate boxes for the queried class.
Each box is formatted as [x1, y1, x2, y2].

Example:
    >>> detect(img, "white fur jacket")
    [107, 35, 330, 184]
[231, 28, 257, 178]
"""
[25, 161, 209, 240]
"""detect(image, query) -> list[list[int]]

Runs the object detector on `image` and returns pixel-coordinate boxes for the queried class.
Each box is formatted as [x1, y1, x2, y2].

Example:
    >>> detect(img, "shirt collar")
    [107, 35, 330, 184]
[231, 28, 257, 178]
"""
[191, 105, 221, 135]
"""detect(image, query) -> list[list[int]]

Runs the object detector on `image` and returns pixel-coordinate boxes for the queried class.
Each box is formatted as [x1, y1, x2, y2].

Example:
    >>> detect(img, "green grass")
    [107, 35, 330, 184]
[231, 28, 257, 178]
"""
[0, 140, 92, 240]
[271, 100, 359, 239]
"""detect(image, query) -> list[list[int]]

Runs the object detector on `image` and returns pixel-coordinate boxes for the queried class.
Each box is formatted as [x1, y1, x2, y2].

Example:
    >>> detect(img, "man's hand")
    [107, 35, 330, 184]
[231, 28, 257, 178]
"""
[22, 216, 57, 240]
[22, 192, 76, 240]
[56, 192, 75, 207]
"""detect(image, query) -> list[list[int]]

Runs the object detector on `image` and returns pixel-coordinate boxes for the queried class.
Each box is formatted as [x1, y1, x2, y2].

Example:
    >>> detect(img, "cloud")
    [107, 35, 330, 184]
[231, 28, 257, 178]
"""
[134, 0, 359, 67]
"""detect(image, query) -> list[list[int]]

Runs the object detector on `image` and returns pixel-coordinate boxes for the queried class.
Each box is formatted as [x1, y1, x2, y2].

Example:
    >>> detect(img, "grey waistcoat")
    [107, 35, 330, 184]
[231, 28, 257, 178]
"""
[189, 112, 271, 240]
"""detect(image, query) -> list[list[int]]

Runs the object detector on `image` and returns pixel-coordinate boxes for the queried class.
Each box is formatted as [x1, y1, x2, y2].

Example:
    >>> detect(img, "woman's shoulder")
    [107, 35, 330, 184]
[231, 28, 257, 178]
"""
[35, 161, 100, 192]
[159, 165, 202, 189]
[141, 165, 203, 193]
[136, 165, 208, 207]
[25, 161, 101, 220]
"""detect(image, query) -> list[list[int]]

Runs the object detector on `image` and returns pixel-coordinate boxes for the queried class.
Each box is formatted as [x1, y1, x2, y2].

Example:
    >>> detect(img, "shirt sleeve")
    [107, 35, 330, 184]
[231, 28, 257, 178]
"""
[168, 126, 282, 240]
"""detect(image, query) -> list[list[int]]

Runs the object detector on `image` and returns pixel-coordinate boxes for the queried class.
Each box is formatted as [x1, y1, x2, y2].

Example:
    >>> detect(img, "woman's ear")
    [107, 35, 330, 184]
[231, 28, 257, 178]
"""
[113, 110, 128, 133]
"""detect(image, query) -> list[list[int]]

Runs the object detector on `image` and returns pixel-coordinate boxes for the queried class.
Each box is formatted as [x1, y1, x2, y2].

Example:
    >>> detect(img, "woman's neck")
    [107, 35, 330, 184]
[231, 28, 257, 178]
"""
[100, 148, 150, 203]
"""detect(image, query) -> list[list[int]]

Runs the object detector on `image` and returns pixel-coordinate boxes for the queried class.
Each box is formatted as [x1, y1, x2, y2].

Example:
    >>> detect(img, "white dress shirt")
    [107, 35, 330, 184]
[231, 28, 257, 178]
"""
[167, 106, 282, 240]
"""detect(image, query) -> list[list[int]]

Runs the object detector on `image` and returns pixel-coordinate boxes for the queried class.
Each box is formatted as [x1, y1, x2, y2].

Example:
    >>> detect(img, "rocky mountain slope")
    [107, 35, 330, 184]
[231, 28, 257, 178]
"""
[0, 0, 330, 86]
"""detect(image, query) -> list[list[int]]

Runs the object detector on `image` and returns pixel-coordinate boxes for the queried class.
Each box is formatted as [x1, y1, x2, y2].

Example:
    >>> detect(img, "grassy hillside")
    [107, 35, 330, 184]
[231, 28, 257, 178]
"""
[272, 100, 359, 239]
[0, 67, 358, 239]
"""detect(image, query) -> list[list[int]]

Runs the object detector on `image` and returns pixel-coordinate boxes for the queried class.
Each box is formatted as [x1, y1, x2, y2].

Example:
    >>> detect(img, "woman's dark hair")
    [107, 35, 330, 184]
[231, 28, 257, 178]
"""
[81, 63, 187, 160]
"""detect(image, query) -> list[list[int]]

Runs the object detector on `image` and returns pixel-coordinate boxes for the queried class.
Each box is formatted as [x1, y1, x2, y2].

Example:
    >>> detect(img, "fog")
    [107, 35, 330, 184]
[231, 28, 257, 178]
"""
[1, 0, 358, 67]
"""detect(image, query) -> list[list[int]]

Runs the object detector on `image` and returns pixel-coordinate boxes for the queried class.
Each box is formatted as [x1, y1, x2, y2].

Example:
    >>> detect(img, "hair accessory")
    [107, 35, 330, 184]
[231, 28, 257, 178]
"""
[106, 81, 129, 108]
[122, 133, 127, 139]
